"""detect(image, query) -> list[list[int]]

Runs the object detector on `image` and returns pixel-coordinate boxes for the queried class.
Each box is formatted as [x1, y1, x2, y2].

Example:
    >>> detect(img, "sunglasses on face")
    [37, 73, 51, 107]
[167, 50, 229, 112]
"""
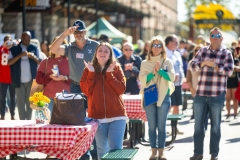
[5, 41, 12, 46]
[211, 34, 221, 39]
[124, 48, 133, 52]
[74, 31, 84, 35]
[152, 44, 162, 48]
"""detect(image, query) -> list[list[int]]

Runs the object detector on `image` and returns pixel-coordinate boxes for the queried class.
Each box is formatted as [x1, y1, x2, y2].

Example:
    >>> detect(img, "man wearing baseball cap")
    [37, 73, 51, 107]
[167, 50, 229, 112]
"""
[49, 20, 98, 160]
[98, 34, 122, 58]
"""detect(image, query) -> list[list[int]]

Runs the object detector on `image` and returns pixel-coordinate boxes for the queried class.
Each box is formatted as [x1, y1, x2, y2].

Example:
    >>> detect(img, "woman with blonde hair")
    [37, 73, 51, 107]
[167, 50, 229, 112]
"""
[139, 37, 175, 160]
[80, 42, 127, 160]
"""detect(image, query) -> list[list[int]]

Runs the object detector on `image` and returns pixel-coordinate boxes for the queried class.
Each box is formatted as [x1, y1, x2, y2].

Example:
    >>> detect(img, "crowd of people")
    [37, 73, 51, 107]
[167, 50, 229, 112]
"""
[0, 19, 240, 160]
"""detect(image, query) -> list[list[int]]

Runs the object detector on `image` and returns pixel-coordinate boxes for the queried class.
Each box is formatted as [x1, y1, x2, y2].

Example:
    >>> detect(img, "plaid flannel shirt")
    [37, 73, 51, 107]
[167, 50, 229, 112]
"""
[191, 45, 234, 97]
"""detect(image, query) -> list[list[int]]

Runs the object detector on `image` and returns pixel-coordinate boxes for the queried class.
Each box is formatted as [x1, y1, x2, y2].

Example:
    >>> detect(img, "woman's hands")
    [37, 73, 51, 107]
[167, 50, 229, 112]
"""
[83, 60, 116, 72]
[153, 61, 160, 74]
[107, 61, 116, 72]
[84, 60, 95, 72]
[50, 75, 66, 81]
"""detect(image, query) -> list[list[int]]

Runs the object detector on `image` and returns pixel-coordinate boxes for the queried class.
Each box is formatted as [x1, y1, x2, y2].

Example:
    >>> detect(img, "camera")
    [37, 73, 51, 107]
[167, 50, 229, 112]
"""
[5, 41, 13, 47]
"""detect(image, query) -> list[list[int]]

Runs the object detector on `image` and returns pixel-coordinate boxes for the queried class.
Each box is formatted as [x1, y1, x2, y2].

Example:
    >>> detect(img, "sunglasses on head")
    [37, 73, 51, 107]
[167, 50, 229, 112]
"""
[211, 34, 221, 39]
[152, 44, 162, 48]
[74, 30, 84, 35]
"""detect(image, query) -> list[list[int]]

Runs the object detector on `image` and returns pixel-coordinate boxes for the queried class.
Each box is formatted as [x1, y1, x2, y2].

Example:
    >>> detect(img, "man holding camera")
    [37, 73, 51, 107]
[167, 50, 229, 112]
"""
[0, 35, 16, 120]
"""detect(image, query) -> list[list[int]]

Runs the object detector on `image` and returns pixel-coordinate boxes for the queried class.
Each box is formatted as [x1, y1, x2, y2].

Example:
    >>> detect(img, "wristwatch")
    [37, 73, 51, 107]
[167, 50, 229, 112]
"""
[212, 63, 217, 68]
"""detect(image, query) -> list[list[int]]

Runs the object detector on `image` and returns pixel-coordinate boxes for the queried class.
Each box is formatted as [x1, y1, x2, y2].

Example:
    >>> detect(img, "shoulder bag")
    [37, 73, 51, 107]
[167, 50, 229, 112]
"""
[50, 92, 86, 125]
[144, 59, 165, 106]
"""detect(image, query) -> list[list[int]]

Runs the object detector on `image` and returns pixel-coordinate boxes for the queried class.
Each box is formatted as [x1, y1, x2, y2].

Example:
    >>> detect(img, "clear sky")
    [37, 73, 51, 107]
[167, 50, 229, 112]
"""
[177, 0, 240, 22]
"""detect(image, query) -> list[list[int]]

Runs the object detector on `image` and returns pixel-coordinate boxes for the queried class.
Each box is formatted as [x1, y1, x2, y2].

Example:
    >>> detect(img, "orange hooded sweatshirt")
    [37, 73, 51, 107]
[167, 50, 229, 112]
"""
[80, 64, 127, 119]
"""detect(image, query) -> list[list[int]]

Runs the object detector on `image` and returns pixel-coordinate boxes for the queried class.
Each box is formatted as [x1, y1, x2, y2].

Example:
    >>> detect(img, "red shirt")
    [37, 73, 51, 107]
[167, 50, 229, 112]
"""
[0, 46, 11, 84]
[36, 57, 70, 98]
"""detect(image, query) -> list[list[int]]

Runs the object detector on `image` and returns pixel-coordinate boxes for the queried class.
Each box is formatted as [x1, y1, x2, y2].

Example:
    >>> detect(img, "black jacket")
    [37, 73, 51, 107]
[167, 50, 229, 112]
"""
[118, 54, 142, 94]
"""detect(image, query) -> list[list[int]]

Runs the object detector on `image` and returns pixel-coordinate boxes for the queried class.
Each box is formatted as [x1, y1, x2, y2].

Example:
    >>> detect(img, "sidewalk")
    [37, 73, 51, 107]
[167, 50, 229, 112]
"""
[3, 103, 240, 160]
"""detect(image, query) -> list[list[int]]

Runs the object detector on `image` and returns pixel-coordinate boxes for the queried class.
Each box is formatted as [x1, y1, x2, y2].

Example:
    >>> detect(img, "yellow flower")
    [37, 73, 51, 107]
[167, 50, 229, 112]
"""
[29, 92, 50, 107]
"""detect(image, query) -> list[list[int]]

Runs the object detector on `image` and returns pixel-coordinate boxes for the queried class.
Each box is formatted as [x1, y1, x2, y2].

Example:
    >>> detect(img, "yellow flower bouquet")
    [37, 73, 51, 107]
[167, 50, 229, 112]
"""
[29, 92, 51, 124]
[29, 92, 50, 109]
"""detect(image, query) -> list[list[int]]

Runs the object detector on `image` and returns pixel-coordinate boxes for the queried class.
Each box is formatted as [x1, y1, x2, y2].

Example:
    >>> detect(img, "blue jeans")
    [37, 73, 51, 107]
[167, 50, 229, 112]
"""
[145, 95, 171, 148]
[193, 91, 225, 157]
[95, 120, 126, 160]
[70, 82, 97, 160]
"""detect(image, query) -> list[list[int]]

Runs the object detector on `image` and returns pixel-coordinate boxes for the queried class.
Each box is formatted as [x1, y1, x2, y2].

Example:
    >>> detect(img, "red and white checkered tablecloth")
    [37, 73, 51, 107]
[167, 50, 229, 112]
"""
[0, 120, 98, 160]
[123, 94, 147, 122]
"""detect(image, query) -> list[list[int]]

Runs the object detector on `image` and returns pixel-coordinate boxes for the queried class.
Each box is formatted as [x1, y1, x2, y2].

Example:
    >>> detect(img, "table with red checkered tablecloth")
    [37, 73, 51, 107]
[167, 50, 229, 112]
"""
[0, 120, 98, 160]
[123, 94, 147, 122]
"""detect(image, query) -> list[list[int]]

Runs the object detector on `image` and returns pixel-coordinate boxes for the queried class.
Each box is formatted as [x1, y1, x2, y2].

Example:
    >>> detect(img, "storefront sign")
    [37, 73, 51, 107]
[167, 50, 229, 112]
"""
[195, 19, 240, 25]
[5, 0, 52, 12]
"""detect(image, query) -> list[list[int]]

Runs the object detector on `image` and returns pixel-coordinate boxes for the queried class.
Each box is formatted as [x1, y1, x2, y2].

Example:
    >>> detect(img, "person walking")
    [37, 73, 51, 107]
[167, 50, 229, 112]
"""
[190, 27, 234, 160]
[49, 20, 99, 160]
[139, 37, 175, 160]
[80, 42, 127, 160]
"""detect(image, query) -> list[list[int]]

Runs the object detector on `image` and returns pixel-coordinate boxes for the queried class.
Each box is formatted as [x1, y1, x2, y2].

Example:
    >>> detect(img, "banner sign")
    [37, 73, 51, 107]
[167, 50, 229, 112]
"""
[5, 0, 52, 12]
[195, 19, 240, 25]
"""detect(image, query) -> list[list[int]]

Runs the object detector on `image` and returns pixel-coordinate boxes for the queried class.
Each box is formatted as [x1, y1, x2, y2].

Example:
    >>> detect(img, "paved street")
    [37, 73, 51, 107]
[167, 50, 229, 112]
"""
[3, 101, 240, 160]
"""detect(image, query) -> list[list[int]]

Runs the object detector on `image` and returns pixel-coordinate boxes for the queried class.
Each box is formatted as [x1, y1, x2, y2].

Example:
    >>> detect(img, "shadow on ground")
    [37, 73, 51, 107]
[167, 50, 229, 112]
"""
[225, 138, 240, 144]
[174, 136, 193, 143]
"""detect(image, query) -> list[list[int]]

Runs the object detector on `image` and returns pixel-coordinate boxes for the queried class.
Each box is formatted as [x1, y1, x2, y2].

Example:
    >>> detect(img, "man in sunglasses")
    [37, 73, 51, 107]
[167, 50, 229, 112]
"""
[49, 20, 99, 160]
[190, 27, 234, 160]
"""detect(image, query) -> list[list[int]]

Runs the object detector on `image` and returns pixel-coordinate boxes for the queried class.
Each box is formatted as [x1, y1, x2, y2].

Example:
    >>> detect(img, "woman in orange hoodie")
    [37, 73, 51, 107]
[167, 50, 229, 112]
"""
[80, 42, 127, 160]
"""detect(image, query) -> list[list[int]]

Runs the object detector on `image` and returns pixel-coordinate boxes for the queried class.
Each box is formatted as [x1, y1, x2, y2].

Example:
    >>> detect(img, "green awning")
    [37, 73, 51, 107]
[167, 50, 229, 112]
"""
[86, 17, 130, 44]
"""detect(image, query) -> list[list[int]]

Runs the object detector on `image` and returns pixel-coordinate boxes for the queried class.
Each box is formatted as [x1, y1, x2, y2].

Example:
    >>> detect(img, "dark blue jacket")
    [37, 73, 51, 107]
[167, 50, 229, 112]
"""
[118, 54, 142, 95]
[10, 43, 39, 87]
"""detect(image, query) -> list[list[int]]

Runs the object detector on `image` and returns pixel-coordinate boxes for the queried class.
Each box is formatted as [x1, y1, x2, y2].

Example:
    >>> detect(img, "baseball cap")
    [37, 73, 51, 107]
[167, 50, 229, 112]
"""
[99, 34, 112, 42]
[73, 20, 86, 31]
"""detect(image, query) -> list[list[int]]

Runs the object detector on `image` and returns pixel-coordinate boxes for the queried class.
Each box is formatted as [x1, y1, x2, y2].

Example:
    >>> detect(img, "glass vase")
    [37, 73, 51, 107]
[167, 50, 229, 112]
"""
[35, 108, 47, 124]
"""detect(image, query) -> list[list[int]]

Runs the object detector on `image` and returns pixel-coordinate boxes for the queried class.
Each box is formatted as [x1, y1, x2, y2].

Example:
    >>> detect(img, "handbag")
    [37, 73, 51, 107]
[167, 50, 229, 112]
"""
[143, 60, 165, 106]
[50, 92, 86, 125]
